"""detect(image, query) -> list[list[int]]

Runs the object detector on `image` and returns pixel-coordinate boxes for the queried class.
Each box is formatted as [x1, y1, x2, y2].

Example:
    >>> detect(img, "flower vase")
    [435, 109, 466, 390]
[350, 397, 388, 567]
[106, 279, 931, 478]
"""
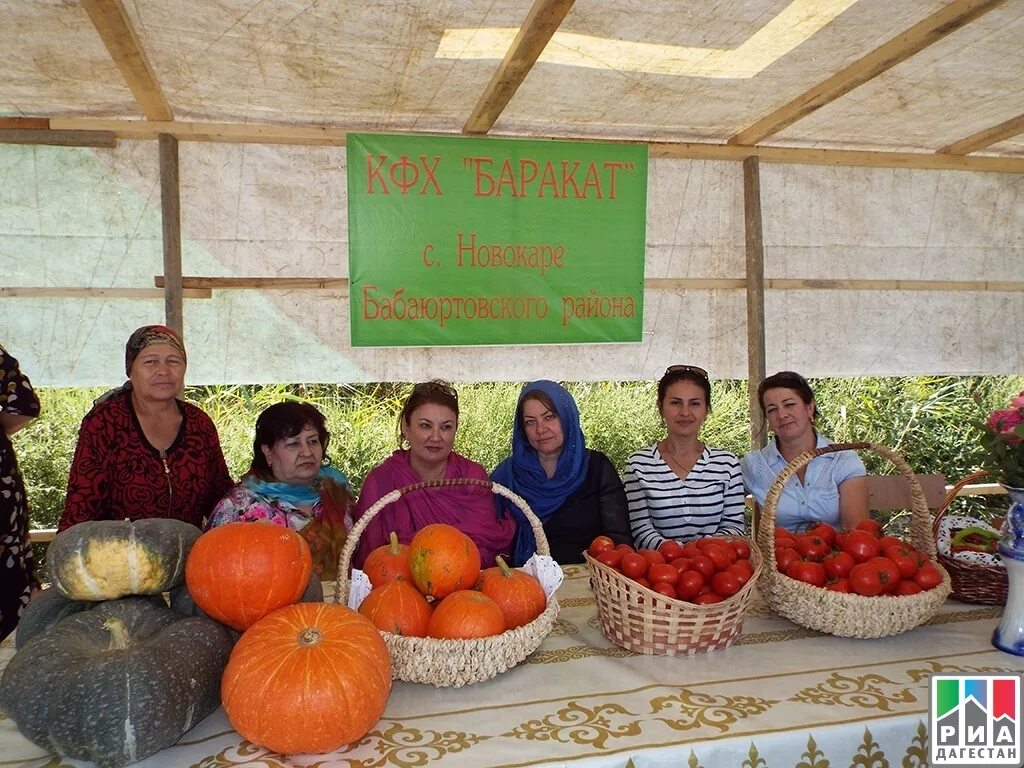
[992, 485, 1024, 656]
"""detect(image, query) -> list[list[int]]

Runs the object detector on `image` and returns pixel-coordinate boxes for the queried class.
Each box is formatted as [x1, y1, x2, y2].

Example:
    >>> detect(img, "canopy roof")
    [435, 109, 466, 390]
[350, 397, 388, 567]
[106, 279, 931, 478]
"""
[4, 0, 1024, 165]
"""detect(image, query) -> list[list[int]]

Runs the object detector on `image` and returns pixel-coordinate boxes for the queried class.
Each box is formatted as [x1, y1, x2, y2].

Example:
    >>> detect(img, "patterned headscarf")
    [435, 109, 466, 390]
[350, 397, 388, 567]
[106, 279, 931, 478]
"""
[125, 325, 187, 375]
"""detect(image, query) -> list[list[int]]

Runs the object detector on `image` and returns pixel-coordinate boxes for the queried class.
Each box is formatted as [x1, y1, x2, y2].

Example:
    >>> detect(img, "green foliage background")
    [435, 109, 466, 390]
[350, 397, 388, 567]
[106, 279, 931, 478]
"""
[14, 375, 1023, 534]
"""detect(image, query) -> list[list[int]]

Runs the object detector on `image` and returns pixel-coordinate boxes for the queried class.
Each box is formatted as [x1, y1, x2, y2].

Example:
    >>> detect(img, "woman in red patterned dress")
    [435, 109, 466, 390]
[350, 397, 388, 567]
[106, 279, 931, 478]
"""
[58, 325, 232, 532]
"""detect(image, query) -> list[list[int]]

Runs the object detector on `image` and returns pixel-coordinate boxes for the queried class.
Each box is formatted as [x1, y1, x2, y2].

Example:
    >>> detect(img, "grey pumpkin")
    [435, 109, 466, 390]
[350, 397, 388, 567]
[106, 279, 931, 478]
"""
[0, 596, 232, 768]
[48, 518, 201, 601]
[15, 587, 93, 649]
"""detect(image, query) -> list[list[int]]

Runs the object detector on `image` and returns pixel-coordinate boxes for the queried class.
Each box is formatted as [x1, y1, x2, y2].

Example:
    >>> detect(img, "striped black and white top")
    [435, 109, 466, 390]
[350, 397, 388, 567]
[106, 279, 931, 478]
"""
[624, 444, 746, 549]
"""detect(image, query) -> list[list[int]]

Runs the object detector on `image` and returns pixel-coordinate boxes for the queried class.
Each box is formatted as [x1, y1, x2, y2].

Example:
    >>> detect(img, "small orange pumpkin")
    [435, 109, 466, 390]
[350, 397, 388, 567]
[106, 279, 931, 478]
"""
[222, 602, 392, 754]
[363, 531, 412, 587]
[477, 555, 547, 629]
[185, 522, 312, 631]
[408, 524, 481, 599]
[426, 590, 505, 639]
[359, 579, 433, 637]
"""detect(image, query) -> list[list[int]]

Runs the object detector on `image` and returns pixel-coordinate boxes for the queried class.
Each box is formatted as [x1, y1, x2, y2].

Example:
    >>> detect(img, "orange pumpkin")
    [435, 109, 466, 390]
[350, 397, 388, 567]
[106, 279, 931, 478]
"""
[426, 590, 505, 639]
[359, 579, 433, 637]
[222, 602, 392, 754]
[185, 522, 312, 631]
[363, 531, 412, 587]
[408, 524, 481, 599]
[477, 555, 547, 629]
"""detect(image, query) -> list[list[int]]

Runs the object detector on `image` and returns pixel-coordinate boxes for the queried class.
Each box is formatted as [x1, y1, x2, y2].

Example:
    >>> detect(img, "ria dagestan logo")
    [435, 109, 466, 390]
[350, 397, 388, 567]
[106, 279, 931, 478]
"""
[931, 675, 1021, 765]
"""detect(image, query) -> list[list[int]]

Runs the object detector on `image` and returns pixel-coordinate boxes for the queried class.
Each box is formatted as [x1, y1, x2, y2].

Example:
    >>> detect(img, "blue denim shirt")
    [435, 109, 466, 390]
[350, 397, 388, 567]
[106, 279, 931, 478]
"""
[741, 432, 865, 531]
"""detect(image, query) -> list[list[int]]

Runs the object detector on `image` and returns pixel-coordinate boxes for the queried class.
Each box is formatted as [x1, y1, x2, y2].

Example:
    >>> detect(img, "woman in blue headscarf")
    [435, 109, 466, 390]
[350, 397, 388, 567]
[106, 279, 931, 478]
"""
[491, 381, 631, 565]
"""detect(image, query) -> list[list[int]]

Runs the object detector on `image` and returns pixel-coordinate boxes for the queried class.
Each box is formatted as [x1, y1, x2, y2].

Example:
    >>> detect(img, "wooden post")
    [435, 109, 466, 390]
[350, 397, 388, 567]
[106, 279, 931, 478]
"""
[743, 157, 767, 449]
[159, 134, 183, 335]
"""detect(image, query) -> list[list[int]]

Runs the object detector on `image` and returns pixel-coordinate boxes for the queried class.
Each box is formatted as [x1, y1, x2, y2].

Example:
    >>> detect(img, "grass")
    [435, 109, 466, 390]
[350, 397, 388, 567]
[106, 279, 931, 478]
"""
[13, 375, 1023, 535]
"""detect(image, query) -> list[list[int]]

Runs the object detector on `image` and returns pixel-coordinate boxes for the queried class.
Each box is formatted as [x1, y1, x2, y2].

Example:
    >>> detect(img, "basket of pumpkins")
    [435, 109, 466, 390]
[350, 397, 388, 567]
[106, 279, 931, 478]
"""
[336, 478, 561, 688]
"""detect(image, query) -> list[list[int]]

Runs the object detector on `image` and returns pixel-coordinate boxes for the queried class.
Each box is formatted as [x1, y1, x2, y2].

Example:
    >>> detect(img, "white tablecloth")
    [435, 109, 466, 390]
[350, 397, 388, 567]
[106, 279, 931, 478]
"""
[2, 565, 1022, 768]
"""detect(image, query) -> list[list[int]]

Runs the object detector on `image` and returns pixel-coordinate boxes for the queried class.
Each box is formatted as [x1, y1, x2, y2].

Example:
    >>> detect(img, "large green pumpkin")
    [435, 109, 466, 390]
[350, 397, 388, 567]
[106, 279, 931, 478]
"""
[15, 587, 93, 649]
[49, 518, 201, 600]
[0, 597, 232, 768]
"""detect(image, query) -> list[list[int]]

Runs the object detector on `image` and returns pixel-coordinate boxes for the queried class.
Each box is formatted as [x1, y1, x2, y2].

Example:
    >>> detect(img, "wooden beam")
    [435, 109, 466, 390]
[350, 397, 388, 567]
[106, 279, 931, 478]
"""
[159, 134, 183, 334]
[50, 118, 347, 145]
[81, 0, 173, 121]
[651, 142, 1024, 174]
[463, 0, 576, 135]
[728, 0, 1008, 145]
[0, 129, 116, 148]
[743, 157, 767, 452]
[0, 287, 210, 299]
[0, 118, 50, 130]
[46, 117, 1024, 172]
[938, 112, 1024, 155]
[155, 276, 349, 292]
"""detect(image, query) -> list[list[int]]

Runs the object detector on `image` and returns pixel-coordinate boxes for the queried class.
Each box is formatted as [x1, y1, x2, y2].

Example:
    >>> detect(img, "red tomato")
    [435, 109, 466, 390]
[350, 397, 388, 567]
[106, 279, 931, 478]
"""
[842, 530, 881, 563]
[615, 543, 635, 553]
[854, 518, 883, 538]
[596, 549, 624, 569]
[587, 535, 615, 557]
[669, 556, 693, 574]
[693, 592, 724, 605]
[849, 562, 884, 596]
[620, 553, 648, 580]
[775, 547, 801, 574]
[729, 559, 754, 580]
[887, 551, 919, 580]
[658, 540, 685, 561]
[914, 565, 943, 590]
[786, 560, 826, 588]
[702, 543, 733, 571]
[648, 563, 680, 586]
[796, 534, 831, 562]
[775, 536, 797, 550]
[877, 536, 905, 550]
[681, 541, 701, 559]
[729, 539, 751, 559]
[807, 522, 837, 548]
[651, 581, 678, 600]
[774, 527, 796, 542]
[638, 549, 666, 567]
[895, 580, 923, 596]
[690, 554, 716, 579]
[826, 578, 852, 593]
[711, 571, 742, 597]
[676, 570, 705, 600]
[633, 576, 651, 590]
[824, 550, 855, 580]
[868, 556, 901, 593]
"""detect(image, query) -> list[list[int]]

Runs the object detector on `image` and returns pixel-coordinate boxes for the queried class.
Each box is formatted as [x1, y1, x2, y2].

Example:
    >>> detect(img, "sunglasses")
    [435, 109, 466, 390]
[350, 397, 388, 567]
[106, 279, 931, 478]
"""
[664, 364, 709, 381]
[412, 379, 459, 401]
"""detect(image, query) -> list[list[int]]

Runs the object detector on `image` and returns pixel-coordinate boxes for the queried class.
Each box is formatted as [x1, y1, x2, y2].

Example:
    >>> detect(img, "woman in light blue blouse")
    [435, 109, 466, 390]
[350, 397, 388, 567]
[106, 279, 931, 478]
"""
[741, 371, 868, 532]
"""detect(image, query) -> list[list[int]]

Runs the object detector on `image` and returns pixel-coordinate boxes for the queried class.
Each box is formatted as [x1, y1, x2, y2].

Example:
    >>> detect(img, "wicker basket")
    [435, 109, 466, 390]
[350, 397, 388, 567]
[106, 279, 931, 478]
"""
[335, 478, 559, 687]
[933, 470, 1008, 605]
[755, 442, 952, 639]
[584, 540, 763, 656]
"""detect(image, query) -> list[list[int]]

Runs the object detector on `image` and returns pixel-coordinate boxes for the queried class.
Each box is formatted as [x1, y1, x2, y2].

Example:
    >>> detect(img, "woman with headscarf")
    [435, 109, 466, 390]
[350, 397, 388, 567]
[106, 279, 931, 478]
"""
[59, 325, 232, 532]
[491, 380, 630, 566]
[207, 401, 354, 580]
[352, 380, 515, 569]
[1, 344, 42, 640]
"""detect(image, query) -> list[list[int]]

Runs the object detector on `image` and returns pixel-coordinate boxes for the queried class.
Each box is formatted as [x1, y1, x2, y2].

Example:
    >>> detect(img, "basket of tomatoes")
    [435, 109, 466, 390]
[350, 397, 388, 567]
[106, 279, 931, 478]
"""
[335, 478, 560, 687]
[755, 442, 952, 638]
[583, 534, 762, 656]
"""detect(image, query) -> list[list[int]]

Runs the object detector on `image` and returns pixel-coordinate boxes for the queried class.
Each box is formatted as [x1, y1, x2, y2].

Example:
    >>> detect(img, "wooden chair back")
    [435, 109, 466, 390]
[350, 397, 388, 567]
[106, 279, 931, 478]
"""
[867, 474, 947, 512]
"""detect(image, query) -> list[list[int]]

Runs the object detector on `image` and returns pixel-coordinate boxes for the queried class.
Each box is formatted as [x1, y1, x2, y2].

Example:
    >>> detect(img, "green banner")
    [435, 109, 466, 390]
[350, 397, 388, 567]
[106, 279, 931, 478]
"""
[347, 133, 647, 347]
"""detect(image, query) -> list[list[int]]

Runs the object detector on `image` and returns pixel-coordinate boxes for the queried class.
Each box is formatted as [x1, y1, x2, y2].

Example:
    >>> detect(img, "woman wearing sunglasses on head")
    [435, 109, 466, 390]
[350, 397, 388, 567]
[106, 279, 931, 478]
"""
[624, 366, 746, 549]
[352, 380, 515, 569]
[741, 371, 868, 533]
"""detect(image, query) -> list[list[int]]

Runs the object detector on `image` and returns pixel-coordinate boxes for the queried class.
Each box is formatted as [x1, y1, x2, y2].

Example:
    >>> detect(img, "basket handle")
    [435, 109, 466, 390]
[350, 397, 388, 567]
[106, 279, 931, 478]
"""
[754, 442, 937, 563]
[930, 469, 989, 540]
[335, 477, 549, 603]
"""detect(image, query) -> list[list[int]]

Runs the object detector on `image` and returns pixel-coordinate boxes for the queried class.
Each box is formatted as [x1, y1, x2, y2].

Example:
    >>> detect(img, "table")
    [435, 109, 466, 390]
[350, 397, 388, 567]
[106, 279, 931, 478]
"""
[2, 566, 1022, 768]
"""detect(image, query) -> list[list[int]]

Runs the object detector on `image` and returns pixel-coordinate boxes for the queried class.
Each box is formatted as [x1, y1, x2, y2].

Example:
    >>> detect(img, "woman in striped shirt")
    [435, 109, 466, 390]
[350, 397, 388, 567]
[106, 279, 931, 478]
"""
[624, 365, 746, 549]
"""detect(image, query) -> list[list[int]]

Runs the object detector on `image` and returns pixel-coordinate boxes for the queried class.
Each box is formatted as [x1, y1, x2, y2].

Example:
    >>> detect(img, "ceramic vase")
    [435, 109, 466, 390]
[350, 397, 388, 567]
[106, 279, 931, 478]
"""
[992, 485, 1024, 656]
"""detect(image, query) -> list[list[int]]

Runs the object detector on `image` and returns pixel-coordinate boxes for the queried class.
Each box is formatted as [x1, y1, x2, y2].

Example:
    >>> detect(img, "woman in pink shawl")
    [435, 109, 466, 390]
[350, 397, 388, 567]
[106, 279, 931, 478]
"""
[353, 380, 515, 568]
